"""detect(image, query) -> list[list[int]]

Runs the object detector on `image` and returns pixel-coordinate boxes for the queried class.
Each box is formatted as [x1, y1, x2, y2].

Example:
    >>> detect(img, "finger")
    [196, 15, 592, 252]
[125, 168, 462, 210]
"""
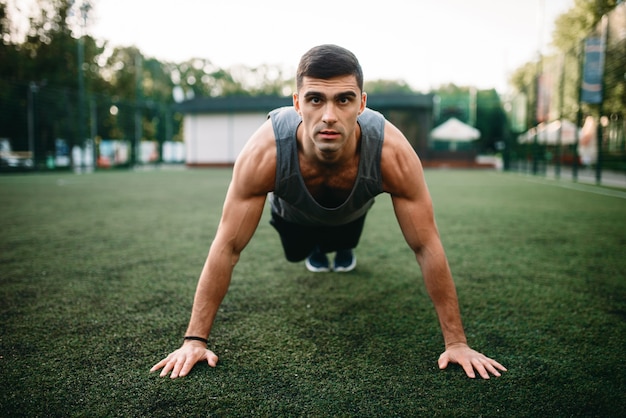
[473, 361, 490, 379]
[150, 358, 167, 373]
[207, 352, 219, 367]
[460, 360, 477, 379]
[159, 359, 175, 378]
[178, 357, 197, 378]
[170, 357, 187, 379]
[438, 354, 450, 370]
[483, 361, 502, 378]
[474, 356, 506, 379]
[490, 359, 507, 372]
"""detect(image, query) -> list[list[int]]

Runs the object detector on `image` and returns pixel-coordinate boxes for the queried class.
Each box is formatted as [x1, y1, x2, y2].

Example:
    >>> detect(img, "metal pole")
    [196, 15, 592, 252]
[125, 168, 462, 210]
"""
[134, 53, 143, 167]
[28, 82, 38, 166]
[556, 54, 566, 180]
[76, 1, 90, 170]
[573, 40, 585, 183]
[533, 59, 542, 176]
[77, 36, 85, 170]
[90, 96, 97, 170]
[595, 15, 609, 185]
[163, 105, 172, 164]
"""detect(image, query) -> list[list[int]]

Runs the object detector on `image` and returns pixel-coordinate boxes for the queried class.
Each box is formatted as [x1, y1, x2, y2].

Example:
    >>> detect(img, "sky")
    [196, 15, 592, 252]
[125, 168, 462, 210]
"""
[86, 0, 574, 93]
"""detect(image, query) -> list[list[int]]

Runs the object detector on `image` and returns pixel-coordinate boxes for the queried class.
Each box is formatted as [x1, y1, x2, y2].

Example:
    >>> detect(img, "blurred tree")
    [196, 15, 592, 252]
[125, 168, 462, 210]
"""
[364, 79, 415, 95]
[2, 0, 519, 168]
[169, 59, 292, 98]
[552, 0, 618, 51]
[552, 0, 624, 121]
[509, 62, 539, 129]
[96, 46, 145, 142]
[0, 1, 26, 146]
[0, 0, 105, 163]
[228, 63, 293, 96]
[434, 83, 471, 122]
[0, 1, 21, 78]
[509, 0, 623, 126]
[475, 89, 507, 154]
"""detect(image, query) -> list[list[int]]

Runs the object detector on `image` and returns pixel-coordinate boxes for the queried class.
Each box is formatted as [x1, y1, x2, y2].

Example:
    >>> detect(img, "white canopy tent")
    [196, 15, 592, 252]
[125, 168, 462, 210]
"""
[430, 117, 480, 151]
[431, 117, 481, 141]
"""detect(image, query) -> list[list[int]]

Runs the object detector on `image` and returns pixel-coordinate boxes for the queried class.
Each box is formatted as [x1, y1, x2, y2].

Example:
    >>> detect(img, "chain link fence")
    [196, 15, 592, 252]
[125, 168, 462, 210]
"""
[506, 3, 626, 187]
[0, 79, 183, 172]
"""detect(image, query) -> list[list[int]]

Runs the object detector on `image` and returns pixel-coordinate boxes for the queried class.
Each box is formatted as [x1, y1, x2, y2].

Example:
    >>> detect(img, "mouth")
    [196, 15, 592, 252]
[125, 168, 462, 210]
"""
[318, 129, 341, 140]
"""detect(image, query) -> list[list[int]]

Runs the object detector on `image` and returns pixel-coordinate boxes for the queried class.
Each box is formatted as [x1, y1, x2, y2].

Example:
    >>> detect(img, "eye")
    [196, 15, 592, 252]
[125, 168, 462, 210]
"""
[338, 95, 354, 105]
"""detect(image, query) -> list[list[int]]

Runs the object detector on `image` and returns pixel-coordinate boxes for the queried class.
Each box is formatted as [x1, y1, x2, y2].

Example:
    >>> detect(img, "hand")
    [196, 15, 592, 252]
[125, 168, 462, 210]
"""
[438, 343, 507, 379]
[150, 342, 219, 379]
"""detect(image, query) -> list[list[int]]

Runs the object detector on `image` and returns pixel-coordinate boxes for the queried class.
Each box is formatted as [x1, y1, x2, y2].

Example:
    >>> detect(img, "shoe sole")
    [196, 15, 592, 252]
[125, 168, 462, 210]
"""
[305, 258, 331, 273]
[333, 257, 357, 273]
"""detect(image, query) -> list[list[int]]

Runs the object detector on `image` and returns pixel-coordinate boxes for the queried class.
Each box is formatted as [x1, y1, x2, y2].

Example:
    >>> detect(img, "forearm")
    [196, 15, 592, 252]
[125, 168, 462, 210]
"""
[184, 245, 238, 339]
[416, 245, 467, 347]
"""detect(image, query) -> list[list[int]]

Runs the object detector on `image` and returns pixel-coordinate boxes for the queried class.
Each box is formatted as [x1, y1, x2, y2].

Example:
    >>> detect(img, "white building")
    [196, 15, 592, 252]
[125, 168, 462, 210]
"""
[175, 94, 434, 167]
[177, 96, 290, 167]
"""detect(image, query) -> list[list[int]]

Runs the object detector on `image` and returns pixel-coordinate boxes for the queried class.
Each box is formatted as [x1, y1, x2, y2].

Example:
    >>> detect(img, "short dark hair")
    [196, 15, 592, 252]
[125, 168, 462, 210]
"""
[296, 44, 364, 92]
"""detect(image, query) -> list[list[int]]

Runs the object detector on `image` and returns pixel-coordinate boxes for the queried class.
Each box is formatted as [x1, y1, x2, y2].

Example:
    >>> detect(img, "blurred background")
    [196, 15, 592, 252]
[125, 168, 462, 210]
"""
[0, 0, 624, 185]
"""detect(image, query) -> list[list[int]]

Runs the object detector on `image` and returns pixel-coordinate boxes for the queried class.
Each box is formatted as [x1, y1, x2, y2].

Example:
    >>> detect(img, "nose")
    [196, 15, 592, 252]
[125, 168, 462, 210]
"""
[321, 104, 337, 124]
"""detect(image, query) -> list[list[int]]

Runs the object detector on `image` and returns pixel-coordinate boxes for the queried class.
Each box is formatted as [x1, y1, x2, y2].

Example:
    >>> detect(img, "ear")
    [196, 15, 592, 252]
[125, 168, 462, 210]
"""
[359, 92, 367, 115]
[293, 93, 301, 115]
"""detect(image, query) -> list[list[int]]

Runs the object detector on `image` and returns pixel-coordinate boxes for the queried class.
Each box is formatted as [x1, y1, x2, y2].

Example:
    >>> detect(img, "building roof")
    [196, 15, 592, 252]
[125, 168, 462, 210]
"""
[174, 95, 290, 114]
[368, 93, 434, 109]
[174, 93, 433, 114]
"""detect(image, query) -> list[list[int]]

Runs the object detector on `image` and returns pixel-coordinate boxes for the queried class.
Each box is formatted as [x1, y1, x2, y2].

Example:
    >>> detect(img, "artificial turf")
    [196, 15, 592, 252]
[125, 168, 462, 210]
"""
[1, 168, 624, 417]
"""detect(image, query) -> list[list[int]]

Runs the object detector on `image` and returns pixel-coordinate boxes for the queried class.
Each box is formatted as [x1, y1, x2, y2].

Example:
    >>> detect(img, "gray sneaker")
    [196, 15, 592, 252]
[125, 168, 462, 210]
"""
[333, 249, 356, 272]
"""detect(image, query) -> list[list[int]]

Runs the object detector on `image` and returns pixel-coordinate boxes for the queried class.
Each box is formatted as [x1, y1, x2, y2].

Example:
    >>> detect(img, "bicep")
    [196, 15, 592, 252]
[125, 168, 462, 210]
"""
[381, 125, 439, 253]
[212, 120, 275, 256]
[215, 188, 267, 256]
[391, 193, 440, 257]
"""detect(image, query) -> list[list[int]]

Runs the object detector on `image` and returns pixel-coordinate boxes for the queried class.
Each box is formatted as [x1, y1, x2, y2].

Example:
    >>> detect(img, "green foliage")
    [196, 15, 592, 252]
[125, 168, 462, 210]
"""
[0, 0, 294, 153]
[364, 79, 415, 95]
[510, 0, 625, 127]
[552, 0, 598, 51]
[553, 0, 620, 51]
[475, 89, 507, 152]
[0, 169, 624, 417]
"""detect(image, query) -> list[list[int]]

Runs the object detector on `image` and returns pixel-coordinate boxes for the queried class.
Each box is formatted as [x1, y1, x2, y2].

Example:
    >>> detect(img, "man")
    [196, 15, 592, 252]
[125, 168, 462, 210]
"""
[151, 44, 506, 380]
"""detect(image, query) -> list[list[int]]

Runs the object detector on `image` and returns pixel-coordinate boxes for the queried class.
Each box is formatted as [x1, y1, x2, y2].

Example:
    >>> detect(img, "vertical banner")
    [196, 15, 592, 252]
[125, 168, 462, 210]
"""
[536, 73, 552, 123]
[581, 18, 607, 104]
[509, 93, 527, 133]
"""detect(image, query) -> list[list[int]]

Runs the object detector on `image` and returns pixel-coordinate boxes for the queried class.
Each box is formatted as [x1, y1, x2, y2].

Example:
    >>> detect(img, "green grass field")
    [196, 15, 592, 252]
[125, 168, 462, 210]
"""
[1, 168, 625, 417]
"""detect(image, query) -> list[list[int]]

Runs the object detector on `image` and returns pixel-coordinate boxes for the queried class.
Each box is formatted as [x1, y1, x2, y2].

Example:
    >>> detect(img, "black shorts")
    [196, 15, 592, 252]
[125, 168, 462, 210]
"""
[270, 211, 367, 262]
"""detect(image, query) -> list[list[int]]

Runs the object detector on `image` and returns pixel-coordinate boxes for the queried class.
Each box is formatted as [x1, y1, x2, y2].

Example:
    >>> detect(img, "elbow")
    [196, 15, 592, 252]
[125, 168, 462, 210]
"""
[230, 250, 241, 267]
[210, 236, 243, 268]
[408, 232, 444, 265]
[412, 243, 430, 265]
[409, 240, 426, 257]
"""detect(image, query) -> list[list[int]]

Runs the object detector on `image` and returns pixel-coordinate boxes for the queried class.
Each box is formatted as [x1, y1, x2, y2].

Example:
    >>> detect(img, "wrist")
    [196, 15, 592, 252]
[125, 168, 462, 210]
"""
[183, 336, 208, 346]
[444, 340, 468, 350]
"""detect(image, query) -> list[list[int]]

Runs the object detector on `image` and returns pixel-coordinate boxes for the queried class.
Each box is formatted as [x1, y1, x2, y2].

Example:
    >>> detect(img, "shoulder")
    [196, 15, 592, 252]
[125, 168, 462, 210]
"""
[358, 108, 385, 132]
[268, 106, 300, 134]
[380, 120, 427, 197]
[231, 118, 276, 196]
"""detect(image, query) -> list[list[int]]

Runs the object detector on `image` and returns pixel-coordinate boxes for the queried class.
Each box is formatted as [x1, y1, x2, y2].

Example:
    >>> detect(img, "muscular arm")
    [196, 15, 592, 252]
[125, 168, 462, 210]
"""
[151, 120, 276, 378]
[381, 122, 506, 379]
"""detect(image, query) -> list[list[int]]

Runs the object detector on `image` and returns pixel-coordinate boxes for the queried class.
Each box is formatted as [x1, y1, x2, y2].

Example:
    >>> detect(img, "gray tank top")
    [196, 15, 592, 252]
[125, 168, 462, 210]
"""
[268, 106, 385, 226]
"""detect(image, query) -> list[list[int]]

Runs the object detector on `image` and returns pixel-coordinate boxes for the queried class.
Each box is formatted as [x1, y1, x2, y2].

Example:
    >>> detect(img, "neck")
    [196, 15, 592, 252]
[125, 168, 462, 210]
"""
[299, 124, 361, 166]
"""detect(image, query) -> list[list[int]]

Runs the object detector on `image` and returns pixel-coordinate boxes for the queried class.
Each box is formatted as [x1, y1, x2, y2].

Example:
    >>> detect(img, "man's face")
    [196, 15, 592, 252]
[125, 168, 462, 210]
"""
[293, 75, 367, 157]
